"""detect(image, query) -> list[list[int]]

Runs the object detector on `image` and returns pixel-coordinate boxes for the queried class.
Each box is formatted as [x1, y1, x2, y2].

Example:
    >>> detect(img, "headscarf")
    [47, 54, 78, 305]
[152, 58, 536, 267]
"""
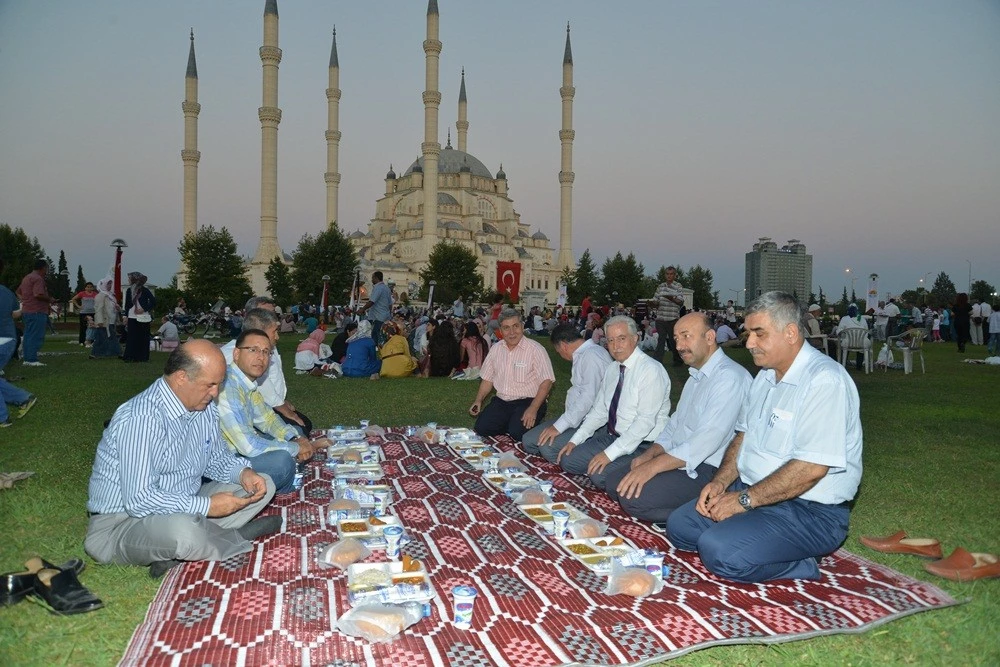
[382, 321, 400, 338]
[847, 304, 860, 321]
[127, 271, 147, 287]
[296, 328, 326, 354]
[97, 275, 118, 309]
[347, 319, 372, 343]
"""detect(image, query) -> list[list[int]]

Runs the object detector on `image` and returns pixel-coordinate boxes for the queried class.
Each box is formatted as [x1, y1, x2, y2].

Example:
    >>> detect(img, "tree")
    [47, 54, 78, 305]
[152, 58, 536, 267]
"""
[930, 272, 956, 306]
[53, 250, 71, 304]
[265, 257, 294, 308]
[75, 265, 87, 293]
[808, 291, 818, 307]
[838, 286, 850, 312]
[177, 225, 252, 311]
[418, 241, 484, 304]
[970, 279, 996, 305]
[0, 223, 45, 288]
[152, 276, 186, 318]
[598, 252, 645, 305]
[818, 286, 827, 312]
[290, 225, 357, 306]
[682, 265, 716, 310]
[572, 249, 600, 303]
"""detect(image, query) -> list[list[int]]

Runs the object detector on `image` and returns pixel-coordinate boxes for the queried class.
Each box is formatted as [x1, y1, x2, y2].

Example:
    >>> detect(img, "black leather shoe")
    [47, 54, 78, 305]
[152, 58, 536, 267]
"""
[0, 557, 86, 606]
[1, 570, 36, 606]
[33, 568, 104, 615]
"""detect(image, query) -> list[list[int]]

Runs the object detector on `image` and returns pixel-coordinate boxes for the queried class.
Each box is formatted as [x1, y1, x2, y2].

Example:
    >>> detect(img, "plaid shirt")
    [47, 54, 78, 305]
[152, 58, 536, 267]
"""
[217, 364, 300, 459]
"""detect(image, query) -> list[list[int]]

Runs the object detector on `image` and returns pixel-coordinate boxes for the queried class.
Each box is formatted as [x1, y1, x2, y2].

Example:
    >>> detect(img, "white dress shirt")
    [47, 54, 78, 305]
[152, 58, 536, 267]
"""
[653, 348, 752, 477]
[571, 347, 671, 462]
[736, 343, 863, 504]
[553, 339, 614, 433]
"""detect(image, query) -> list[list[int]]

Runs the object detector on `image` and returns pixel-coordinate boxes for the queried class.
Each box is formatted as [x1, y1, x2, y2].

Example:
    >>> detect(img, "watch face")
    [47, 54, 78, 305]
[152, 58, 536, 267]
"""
[739, 492, 752, 510]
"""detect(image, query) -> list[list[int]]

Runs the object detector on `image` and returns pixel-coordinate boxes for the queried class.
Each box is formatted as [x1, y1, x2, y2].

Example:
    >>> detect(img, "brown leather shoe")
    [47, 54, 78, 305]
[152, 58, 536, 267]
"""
[924, 548, 1000, 582]
[859, 531, 943, 558]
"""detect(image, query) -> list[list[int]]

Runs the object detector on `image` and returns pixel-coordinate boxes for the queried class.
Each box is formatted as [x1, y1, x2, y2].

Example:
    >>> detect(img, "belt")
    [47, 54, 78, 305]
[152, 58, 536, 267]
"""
[87, 511, 100, 517]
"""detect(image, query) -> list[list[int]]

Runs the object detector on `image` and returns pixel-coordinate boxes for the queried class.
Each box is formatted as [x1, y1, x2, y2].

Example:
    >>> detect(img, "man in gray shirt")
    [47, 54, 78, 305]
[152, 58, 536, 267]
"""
[359, 271, 392, 345]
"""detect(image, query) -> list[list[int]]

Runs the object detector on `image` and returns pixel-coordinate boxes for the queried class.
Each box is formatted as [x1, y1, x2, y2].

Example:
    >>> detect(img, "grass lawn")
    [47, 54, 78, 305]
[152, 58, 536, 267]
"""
[0, 332, 997, 666]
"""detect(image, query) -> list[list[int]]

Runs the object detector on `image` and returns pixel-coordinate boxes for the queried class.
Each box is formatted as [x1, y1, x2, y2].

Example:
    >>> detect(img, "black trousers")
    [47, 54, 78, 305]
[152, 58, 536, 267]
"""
[123, 319, 151, 362]
[474, 396, 547, 442]
[276, 408, 313, 437]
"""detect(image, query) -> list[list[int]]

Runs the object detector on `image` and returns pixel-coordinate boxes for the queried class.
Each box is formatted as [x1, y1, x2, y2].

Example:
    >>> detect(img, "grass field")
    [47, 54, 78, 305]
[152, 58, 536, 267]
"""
[0, 331, 997, 666]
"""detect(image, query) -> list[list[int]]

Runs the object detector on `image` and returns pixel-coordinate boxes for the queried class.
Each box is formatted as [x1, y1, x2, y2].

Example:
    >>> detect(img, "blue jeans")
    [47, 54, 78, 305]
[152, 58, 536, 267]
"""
[667, 479, 850, 583]
[988, 332, 1000, 355]
[21, 312, 47, 362]
[248, 450, 296, 494]
[0, 340, 32, 422]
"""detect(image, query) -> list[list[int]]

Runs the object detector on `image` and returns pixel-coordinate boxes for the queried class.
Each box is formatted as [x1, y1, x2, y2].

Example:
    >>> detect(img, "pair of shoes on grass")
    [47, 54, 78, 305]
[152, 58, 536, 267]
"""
[0, 557, 103, 615]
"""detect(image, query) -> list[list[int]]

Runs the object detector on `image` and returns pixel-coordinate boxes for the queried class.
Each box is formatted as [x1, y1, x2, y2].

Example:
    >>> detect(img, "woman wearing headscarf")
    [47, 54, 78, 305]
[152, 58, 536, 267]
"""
[89, 276, 121, 359]
[379, 321, 418, 378]
[341, 320, 381, 379]
[459, 320, 489, 374]
[294, 328, 328, 371]
[122, 272, 156, 362]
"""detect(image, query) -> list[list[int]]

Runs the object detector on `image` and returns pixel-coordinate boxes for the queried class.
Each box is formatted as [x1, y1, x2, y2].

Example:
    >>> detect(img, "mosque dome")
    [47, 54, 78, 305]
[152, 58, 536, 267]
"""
[386, 164, 396, 179]
[531, 231, 548, 240]
[405, 146, 492, 179]
[496, 164, 506, 180]
[437, 192, 459, 205]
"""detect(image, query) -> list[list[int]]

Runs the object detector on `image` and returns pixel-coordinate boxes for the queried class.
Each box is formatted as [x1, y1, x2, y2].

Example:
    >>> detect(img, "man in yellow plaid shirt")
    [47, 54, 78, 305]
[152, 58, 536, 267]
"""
[218, 329, 330, 494]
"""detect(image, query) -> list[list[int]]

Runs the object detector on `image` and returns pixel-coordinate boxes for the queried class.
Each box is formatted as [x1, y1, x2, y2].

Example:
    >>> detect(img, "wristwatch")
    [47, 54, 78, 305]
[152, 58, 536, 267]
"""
[738, 490, 754, 511]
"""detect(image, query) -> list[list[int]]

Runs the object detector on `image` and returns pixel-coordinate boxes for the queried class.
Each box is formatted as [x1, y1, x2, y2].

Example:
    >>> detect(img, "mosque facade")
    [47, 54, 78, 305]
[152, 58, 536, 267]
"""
[179, 0, 576, 304]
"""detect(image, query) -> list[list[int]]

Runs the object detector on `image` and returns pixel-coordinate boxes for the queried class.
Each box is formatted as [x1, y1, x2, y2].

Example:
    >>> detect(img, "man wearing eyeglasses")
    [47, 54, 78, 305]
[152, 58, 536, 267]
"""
[217, 329, 331, 494]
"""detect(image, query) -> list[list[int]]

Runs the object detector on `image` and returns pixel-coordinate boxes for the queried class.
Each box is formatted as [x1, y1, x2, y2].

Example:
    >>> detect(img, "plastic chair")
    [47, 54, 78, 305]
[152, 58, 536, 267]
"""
[885, 330, 925, 375]
[838, 328, 872, 374]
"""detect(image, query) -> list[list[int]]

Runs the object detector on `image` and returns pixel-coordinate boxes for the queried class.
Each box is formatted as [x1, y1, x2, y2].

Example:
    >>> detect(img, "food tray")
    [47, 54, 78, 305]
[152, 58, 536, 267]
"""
[482, 469, 536, 491]
[336, 514, 402, 541]
[346, 560, 436, 606]
[559, 537, 642, 573]
[333, 483, 393, 510]
[457, 447, 499, 470]
[517, 502, 587, 525]
[331, 462, 384, 480]
[325, 445, 381, 465]
[327, 428, 367, 442]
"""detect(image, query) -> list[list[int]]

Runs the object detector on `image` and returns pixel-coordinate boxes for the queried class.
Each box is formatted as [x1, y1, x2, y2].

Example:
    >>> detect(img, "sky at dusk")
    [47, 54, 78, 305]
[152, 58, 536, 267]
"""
[1, 0, 998, 304]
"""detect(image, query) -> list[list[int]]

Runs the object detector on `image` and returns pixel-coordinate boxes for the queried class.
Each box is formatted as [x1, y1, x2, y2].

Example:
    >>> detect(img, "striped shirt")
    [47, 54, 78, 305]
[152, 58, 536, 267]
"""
[87, 377, 249, 517]
[217, 363, 301, 459]
[653, 280, 685, 321]
[480, 335, 556, 401]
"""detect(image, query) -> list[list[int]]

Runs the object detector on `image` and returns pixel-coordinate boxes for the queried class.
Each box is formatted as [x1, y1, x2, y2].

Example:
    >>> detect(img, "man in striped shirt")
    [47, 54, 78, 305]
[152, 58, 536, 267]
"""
[218, 329, 328, 494]
[85, 340, 280, 579]
[650, 266, 685, 367]
[470, 308, 556, 442]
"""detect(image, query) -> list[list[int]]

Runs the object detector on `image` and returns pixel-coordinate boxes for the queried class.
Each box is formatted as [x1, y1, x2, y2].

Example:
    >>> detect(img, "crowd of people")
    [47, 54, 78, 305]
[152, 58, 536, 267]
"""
[1, 258, 994, 589]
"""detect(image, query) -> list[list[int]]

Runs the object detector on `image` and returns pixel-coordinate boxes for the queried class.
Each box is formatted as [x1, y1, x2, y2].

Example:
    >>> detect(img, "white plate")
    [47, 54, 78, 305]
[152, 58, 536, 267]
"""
[518, 502, 586, 524]
[559, 537, 641, 573]
[336, 514, 402, 539]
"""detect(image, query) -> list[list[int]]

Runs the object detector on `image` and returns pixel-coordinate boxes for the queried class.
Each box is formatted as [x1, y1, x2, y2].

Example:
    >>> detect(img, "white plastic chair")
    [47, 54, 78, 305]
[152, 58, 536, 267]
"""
[885, 330, 925, 375]
[838, 328, 872, 374]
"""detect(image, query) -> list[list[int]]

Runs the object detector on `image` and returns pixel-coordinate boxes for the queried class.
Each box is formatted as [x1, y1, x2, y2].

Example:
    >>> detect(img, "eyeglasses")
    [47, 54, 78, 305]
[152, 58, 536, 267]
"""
[237, 346, 272, 357]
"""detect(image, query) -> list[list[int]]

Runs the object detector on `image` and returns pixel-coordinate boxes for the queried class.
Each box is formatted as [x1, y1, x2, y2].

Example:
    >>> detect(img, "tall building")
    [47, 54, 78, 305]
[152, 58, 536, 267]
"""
[745, 237, 813, 302]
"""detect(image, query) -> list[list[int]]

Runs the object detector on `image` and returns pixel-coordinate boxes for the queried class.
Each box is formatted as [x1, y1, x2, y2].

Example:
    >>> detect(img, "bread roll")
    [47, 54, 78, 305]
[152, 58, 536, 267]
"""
[574, 522, 601, 539]
[329, 498, 361, 511]
[323, 538, 367, 568]
[617, 569, 656, 597]
[342, 451, 362, 464]
[354, 608, 406, 638]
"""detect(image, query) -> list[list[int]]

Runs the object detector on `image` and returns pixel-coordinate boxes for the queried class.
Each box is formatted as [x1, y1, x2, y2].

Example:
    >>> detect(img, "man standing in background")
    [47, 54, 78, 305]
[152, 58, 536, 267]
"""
[16, 259, 55, 367]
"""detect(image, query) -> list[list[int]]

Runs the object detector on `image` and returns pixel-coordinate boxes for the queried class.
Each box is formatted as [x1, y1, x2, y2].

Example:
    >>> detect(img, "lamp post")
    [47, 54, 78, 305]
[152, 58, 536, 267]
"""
[321, 274, 330, 316]
[844, 267, 858, 301]
[110, 238, 127, 305]
[729, 288, 745, 308]
[918, 272, 932, 306]
[59, 268, 70, 322]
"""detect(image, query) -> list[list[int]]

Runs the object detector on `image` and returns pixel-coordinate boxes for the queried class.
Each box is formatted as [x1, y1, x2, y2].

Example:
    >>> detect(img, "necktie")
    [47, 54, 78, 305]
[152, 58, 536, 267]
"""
[607, 364, 626, 436]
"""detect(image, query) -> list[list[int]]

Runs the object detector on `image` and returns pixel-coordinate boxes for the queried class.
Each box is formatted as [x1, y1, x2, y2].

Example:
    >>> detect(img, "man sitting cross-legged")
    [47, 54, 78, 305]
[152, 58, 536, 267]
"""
[521, 323, 613, 462]
[556, 316, 671, 491]
[85, 340, 280, 579]
[605, 312, 751, 526]
[667, 291, 862, 583]
[218, 329, 331, 495]
[469, 308, 555, 442]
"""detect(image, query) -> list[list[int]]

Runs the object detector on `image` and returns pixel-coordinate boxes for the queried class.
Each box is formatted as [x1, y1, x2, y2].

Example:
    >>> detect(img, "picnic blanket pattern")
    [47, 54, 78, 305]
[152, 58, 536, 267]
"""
[120, 432, 958, 666]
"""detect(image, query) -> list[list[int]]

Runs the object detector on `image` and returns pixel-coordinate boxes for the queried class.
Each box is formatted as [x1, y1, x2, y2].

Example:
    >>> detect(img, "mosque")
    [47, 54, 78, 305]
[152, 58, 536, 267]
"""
[179, 0, 576, 304]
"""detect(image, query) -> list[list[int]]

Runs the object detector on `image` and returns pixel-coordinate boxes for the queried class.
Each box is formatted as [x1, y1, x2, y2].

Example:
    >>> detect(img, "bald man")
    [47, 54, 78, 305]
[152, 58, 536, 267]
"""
[86, 340, 279, 579]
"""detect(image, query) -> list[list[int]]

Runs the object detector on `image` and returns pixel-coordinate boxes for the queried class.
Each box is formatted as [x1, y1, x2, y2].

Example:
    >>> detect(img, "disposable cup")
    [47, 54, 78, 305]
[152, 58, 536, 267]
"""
[644, 551, 664, 581]
[452, 585, 478, 629]
[359, 419, 370, 429]
[384, 525, 404, 560]
[538, 481, 554, 497]
[551, 510, 570, 539]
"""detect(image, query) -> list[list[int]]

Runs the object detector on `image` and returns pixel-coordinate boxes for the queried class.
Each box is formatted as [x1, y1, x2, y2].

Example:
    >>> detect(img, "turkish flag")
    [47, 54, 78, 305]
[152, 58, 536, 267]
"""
[496, 261, 521, 302]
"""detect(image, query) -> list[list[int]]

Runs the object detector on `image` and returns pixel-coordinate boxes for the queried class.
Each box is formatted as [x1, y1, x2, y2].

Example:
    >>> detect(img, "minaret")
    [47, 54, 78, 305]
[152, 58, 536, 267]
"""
[456, 68, 468, 152]
[251, 0, 284, 293]
[421, 0, 442, 242]
[181, 29, 200, 240]
[325, 27, 341, 228]
[556, 23, 576, 271]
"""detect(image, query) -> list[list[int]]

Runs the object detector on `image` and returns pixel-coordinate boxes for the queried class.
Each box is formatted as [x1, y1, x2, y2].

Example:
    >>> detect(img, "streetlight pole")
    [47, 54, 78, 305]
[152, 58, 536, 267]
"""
[966, 260, 972, 293]
[110, 238, 127, 305]
[321, 274, 330, 317]
[59, 268, 70, 322]
[428, 280, 438, 312]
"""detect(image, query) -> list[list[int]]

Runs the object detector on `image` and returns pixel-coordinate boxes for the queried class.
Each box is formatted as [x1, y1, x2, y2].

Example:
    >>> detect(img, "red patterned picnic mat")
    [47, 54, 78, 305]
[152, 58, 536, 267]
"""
[120, 431, 958, 666]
